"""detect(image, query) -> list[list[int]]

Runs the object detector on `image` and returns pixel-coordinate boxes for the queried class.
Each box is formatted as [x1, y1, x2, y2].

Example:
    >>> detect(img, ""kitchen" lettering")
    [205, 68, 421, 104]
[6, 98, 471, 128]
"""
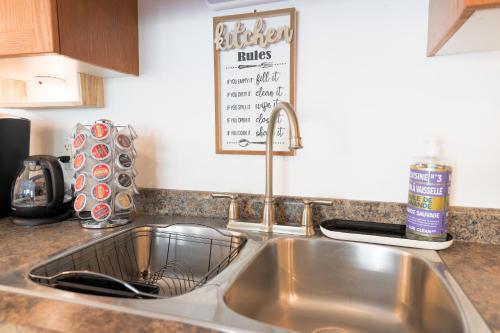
[214, 18, 294, 51]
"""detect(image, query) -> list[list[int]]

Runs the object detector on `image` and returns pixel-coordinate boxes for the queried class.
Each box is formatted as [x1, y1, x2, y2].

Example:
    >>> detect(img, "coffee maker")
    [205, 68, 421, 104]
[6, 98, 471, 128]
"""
[0, 115, 30, 218]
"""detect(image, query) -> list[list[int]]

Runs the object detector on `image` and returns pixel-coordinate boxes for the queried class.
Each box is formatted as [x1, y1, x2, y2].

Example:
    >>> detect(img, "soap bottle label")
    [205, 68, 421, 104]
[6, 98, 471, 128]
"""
[406, 165, 452, 236]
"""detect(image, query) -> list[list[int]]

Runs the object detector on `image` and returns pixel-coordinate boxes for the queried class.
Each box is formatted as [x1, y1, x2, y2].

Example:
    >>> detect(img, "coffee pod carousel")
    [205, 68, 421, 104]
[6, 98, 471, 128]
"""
[71, 119, 138, 228]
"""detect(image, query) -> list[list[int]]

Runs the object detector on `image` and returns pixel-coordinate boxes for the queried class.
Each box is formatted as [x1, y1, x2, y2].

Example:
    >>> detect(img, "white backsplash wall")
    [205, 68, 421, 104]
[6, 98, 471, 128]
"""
[4, 0, 500, 208]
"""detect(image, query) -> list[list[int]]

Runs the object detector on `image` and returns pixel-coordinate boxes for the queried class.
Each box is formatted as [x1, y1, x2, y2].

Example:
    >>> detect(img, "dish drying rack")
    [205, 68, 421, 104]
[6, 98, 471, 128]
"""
[29, 225, 247, 299]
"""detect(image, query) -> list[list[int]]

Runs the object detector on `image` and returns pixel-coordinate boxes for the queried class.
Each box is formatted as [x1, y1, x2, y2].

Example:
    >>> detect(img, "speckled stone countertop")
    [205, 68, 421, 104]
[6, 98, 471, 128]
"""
[0, 215, 498, 332]
[438, 242, 500, 333]
[0, 290, 218, 333]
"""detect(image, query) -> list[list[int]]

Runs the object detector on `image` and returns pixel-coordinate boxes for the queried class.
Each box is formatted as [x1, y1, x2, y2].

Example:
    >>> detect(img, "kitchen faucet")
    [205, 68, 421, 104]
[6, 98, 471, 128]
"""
[213, 102, 332, 235]
[261, 101, 303, 232]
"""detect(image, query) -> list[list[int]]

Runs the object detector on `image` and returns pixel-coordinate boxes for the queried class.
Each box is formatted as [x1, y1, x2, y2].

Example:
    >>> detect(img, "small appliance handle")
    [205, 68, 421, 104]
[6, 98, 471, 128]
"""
[40, 156, 64, 214]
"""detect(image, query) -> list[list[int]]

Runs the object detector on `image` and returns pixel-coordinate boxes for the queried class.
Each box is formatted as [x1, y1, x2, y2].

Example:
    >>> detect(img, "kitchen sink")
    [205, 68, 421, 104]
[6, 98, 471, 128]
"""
[29, 224, 246, 298]
[0, 216, 489, 333]
[224, 238, 469, 333]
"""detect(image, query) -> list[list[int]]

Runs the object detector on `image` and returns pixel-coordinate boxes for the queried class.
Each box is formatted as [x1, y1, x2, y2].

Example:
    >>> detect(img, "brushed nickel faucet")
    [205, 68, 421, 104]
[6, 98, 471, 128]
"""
[214, 102, 325, 235]
[261, 101, 303, 232]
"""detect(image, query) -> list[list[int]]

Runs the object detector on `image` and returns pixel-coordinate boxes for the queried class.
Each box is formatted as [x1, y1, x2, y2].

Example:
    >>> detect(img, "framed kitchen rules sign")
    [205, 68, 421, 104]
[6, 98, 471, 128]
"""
[213, 8, 297, 155]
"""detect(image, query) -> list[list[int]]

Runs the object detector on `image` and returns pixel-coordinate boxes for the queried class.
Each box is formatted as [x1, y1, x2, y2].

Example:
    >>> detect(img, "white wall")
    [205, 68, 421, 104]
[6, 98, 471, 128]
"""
[4, 0, 500, 208]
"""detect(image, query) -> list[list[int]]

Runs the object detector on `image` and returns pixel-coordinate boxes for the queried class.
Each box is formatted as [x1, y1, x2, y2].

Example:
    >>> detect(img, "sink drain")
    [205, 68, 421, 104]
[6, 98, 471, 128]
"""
[312, 327, 349, 333]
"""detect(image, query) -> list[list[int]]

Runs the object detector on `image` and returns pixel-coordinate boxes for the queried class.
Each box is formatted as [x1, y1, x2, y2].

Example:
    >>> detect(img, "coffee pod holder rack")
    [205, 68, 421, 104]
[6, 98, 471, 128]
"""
[71, 119, 138, 229]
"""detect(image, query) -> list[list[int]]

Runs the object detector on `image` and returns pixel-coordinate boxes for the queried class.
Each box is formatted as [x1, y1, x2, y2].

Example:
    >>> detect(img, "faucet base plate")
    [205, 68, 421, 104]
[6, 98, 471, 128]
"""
[227, 220, 313, 236]
[227, 220, 271, 233]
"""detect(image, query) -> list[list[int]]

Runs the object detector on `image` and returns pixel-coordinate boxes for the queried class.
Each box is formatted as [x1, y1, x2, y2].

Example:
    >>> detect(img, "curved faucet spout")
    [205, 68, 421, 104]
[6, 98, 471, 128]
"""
[262, 102, 303, 232]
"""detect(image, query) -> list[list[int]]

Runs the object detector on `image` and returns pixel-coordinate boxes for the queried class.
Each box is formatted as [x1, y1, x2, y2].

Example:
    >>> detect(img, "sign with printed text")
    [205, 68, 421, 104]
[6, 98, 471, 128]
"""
[213, 8, 297, 155]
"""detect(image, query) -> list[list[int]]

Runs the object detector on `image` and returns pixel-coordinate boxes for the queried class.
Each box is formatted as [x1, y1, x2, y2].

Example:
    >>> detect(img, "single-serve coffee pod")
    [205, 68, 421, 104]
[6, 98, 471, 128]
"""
[74, 193, 88, 212]
[116, 152, 133, 169]
[115, 173, 133, 189]
[115, 134, 137, 157]
[74, 173, 87, 192]
[91, 122, 111, 141]
[72, 132, 87, 151]
[73, 153, 86, 171]
[91, 183, 112, 202]
[115, 191, 133, 210]
[115, 134, 132, 150]
[91, 203, 112, 222]
[91, 143, 111, 161]
[91, 163, 111, 181]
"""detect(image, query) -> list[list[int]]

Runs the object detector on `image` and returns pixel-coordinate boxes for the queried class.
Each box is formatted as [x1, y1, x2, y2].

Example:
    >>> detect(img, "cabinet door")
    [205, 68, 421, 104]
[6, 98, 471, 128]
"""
[0, 0, 59, 56]
[56, 0, 139, 75]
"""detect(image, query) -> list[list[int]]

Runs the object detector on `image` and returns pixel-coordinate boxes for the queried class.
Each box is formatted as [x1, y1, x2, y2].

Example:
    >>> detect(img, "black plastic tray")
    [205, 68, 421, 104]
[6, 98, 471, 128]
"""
[320, 219, 453, 242]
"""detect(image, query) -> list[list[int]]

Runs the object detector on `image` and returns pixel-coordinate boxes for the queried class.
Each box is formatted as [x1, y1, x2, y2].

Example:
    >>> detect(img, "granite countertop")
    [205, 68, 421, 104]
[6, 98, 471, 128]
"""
[0, 215, 498, 332]
[0, 290, 218, 333]
[439, 242, 500, 332]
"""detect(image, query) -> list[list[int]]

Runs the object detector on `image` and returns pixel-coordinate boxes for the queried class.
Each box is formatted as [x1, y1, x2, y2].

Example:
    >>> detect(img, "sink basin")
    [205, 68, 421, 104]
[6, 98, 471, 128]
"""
[29, 224, 246, 298]
[224, 238, 466, 333]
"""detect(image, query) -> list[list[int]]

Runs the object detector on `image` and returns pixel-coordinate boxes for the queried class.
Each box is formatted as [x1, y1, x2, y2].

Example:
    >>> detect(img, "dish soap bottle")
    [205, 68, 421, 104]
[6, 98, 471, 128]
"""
[406, 139, 452, 242]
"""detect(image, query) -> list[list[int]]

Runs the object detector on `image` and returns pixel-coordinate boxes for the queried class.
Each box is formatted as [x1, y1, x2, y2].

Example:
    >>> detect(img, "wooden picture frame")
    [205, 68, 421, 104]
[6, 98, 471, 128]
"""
[213, 8, 297, 156]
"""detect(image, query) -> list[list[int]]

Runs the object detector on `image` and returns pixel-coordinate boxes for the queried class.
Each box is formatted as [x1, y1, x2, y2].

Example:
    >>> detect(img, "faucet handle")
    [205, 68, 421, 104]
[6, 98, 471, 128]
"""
[212, 193, 239, 223]
[212, 193, 238, 200]
[301, 198, 333, 235]
[302, 199, 333, 206]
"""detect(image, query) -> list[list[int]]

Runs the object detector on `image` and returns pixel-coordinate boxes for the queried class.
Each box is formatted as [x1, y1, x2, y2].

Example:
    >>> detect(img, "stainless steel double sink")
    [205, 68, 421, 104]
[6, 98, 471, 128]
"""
[3, 222, 492, 333]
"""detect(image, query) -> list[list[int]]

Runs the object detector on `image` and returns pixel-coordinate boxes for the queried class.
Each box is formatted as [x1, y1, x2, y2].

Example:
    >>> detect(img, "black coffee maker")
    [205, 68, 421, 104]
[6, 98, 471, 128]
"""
[0, 115, 30, 218]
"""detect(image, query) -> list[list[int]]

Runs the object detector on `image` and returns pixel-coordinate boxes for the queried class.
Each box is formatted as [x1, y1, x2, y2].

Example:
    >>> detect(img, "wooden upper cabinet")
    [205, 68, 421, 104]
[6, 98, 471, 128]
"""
[0, 0, 138, 75]
[56, 0, 138, 75]
[0, 0, 59, 56]
[428, 0, 500, 56]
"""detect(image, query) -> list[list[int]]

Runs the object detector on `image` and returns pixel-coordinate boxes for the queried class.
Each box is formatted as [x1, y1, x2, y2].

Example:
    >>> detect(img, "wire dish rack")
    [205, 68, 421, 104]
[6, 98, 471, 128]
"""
[29, 224, 247, 299]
